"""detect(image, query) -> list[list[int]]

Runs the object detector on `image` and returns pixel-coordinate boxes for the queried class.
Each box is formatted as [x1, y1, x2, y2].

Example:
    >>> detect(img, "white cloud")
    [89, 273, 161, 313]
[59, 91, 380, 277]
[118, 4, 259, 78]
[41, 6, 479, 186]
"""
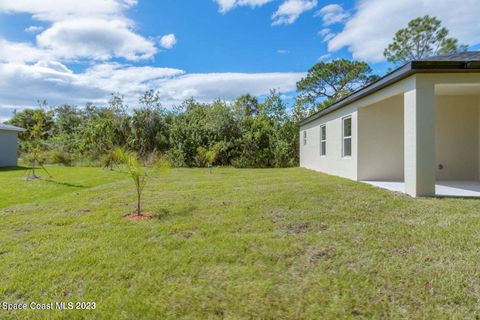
[214, 0, 273, 13]
[0, 0, 136, 21]
[154, 72, 304, 104]
[0, 61, 304, 114]
[327, 0, 480, 62]
[272, 0, 317, 25]
[318, 28, 336, 42]
[0, 62, 105, 108]
[0, 0, 157, 62]
[159, 34, 177, 49]
[24, 25, 44, 33]
[277, 49, 289, 54]
[36, 19, 157, 61]
[318, 53, 331, 61]
[316, 4, 349, 26]
[0, 39, 53, 63]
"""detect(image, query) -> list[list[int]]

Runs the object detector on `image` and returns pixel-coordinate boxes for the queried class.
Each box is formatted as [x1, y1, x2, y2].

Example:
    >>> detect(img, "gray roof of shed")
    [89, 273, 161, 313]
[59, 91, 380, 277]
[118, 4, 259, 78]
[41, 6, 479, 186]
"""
[299, 51, 480, 126]
[0, 124, 26, 132]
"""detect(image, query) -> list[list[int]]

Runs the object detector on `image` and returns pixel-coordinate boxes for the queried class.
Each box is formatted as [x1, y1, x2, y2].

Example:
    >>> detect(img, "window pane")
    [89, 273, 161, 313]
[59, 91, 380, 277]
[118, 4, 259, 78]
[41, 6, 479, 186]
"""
[321, 141, 326, 156]
[344, 137, 351, 157]
[343, 117, 352, 137]
[321, 126, 326, 140]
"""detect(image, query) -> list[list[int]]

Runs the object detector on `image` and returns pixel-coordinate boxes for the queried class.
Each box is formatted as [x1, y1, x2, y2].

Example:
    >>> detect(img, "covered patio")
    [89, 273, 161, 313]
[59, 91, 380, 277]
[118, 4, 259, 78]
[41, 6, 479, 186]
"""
[358, 74, 480, 197]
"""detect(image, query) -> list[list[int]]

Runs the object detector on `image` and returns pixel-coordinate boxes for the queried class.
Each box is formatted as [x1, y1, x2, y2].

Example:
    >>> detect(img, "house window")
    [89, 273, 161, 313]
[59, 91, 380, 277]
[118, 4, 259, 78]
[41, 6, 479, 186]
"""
[320, 125, 326, 156]
[342, 116, 352, 157]
[303, 130, 307, 146]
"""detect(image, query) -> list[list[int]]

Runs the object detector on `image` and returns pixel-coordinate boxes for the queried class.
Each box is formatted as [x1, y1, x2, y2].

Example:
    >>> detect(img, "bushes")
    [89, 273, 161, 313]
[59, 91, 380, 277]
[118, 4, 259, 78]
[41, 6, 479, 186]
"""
[44, 150, 73, 166]
[10, 90, 300, 169]
[23, 150, 73, 166]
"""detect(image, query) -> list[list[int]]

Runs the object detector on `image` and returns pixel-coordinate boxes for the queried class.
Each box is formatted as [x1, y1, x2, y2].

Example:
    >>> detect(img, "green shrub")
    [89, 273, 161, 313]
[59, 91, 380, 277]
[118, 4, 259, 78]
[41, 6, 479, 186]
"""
[42, 150, 73, 166]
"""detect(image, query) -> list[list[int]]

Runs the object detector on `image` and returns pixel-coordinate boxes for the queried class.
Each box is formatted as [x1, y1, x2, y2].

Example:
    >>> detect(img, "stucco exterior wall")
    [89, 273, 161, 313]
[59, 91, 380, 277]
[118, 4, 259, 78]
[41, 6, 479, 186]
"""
[299, 76, 414, 181]
[435, 95, 480, 180]
[0, 130, 19, 167]
[357, 95, 404, 181]
[299, 74, 480, 196]
[299, 104, 358, 180]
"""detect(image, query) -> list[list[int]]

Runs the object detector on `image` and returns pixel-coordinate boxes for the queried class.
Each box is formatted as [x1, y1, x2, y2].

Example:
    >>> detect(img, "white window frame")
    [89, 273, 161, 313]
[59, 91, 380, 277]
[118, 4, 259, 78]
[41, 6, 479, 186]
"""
[342, 116, 352, 158]
[303, 130, 307, 146]
[320, 125, 326, 157]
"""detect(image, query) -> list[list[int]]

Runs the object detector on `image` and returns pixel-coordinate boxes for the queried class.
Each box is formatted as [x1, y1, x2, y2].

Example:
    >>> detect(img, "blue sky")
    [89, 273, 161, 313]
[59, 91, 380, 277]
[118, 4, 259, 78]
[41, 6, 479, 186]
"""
[0, 0, 479, 120]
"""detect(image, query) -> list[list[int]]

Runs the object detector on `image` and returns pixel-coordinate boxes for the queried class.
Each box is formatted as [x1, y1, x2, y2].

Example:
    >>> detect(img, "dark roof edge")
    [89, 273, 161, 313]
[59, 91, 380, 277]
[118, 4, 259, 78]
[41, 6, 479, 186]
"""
[299, 60, 480, 127]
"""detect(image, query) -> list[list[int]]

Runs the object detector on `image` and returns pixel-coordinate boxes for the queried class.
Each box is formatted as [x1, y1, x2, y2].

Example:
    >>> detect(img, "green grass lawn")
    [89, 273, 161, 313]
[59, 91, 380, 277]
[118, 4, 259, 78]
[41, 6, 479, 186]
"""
[1, 166, 480, 319]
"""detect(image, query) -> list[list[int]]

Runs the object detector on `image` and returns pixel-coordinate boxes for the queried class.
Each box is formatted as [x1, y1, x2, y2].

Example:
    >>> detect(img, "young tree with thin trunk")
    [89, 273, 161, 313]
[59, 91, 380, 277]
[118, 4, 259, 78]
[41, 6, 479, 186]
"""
[118, 150, 170, 216]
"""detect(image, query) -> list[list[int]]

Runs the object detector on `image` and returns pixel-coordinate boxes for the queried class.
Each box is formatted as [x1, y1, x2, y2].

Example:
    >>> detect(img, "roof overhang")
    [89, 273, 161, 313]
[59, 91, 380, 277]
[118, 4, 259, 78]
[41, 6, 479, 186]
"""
[299, 60, 480, 127]
[0, 125, 26, 132]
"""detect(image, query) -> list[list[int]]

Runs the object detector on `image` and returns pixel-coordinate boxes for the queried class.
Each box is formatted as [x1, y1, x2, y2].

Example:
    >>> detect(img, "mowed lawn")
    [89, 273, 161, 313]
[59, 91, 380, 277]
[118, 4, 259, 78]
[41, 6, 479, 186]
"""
[1, 167, 480, 319]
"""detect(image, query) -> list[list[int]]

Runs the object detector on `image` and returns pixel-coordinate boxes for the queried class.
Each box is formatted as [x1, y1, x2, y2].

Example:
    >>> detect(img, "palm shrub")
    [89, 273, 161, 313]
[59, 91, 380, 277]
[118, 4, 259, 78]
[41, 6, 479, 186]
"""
[117, 149, 171, 216]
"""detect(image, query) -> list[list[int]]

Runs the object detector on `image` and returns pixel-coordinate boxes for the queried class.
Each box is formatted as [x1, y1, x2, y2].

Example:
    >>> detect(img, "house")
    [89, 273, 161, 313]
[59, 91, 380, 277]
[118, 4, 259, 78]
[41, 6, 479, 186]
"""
[0, 124, 26, 167]
[299, 52, 480, 197]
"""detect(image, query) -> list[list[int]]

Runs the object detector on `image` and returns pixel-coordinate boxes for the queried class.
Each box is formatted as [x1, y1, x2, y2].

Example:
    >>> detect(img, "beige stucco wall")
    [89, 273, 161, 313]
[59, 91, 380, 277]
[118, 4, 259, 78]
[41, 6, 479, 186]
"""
[357, 95, 404, 181]
[0, 130, 19, 167]
[435, 95, 479, 180]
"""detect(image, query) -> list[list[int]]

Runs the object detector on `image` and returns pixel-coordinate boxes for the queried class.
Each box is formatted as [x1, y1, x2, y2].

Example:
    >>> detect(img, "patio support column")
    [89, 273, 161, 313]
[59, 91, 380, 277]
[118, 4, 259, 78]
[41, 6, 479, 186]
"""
[404, 76, 436, 197]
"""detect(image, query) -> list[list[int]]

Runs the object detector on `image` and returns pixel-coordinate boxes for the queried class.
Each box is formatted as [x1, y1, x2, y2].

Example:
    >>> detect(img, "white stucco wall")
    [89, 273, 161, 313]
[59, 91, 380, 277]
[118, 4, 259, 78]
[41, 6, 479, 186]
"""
[0, 130, 19, 167]
[299, 105, 358, 180]
[300, 73, 480, 196]
[358, 95, 404, 181]
[299, 76, 414, 181]
[435, 95, 479, 180]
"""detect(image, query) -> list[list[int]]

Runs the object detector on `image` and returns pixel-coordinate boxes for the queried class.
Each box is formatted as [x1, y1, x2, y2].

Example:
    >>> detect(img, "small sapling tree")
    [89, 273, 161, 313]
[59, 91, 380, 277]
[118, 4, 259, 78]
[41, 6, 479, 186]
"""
[117, 149, 171, 218]
[196, 146, 219, 174]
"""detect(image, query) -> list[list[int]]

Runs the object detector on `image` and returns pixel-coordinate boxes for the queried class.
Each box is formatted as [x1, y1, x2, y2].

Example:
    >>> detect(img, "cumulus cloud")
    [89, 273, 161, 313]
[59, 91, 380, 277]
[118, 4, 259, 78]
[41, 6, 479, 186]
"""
[0, 0, 157, 62]
[159, 34, 177, 49]
[0, 62, 105, 108]
[327, 0, 480, 62]
[153, 72, 304, 104]
[214, 0, 273, 13]
[316, 4, 349, 26]
[36, 19, 157, 61]
[0, 39, 53, 63]
[272, 0, 317, 25]
[0, 61, 304, 115]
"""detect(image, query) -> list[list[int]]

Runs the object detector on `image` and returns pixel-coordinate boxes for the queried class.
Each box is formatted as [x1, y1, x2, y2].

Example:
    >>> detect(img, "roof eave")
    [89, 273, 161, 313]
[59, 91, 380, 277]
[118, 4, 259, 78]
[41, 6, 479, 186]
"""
[299, 60, 480, 127]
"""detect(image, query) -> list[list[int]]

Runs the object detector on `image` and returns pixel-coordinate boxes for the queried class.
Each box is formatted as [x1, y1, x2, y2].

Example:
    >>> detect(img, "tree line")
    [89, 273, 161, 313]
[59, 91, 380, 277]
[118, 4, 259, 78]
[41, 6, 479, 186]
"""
[7, 15, 466, 168]
[9, 90, 304, 168]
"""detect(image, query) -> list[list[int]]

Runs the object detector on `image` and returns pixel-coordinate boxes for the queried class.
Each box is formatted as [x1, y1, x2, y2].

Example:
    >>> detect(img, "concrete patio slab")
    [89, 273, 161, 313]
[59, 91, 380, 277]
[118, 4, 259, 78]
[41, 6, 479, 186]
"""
[363, 181, 480, 198]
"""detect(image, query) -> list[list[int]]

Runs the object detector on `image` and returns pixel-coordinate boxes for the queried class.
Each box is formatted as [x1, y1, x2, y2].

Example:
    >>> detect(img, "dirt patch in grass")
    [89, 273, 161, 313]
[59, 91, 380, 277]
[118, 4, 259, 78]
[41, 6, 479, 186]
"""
[124, 212, 154, 221]
[284, 221, 328, 234]
[171, 228, 197, 239]
[390, 247, 412, 256]
[304, 246, 335, 264]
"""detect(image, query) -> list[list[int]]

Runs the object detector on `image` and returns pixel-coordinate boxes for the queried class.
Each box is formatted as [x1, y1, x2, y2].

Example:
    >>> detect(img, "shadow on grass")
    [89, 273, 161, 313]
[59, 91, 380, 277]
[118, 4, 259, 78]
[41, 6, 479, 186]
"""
[0, 166, 29, 172]
[42, 179, 87, 189]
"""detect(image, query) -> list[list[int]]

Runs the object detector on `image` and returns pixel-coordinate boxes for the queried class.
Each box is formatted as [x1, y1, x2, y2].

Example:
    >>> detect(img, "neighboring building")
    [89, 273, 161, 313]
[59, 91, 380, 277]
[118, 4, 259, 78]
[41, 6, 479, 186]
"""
[0, 124, 26, 167]
[299, 52, 480, 197]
